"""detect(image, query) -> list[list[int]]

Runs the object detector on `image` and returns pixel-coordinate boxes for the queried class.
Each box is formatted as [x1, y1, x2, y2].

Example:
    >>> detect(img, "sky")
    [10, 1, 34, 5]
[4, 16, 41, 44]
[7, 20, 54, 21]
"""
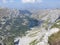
[0, 0, 60, 9]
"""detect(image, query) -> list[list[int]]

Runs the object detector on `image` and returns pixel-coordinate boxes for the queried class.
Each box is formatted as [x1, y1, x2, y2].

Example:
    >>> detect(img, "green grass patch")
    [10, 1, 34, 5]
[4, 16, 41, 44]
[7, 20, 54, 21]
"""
[29, 39, 39, 45]
[51, 20, 60, 28]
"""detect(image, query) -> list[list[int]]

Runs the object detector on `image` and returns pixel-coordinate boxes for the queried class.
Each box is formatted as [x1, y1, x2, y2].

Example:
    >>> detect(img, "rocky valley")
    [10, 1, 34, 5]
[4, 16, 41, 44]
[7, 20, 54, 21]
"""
[0, 8, 60, 45]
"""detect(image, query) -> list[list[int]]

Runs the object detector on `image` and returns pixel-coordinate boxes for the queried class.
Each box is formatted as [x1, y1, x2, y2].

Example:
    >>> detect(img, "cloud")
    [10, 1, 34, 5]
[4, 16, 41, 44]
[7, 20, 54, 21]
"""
[22, 0, 35, 3]
[2, 0, 14, 3]
[2, 0, 7, 3]
[22, 0, 43, 3]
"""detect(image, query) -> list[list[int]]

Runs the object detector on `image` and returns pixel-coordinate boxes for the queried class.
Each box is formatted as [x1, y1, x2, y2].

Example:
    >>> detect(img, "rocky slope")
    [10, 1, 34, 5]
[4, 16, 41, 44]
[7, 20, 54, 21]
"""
[14, 28, 59, 45]
[0, 8, 60, 45]
[14, 19, 60, 45]
[14, 9, 60, 45]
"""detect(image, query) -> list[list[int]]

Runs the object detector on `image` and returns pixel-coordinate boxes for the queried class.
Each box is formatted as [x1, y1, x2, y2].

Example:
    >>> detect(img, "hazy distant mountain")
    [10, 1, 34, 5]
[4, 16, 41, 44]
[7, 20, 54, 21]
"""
[19, 10, 32, 15]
